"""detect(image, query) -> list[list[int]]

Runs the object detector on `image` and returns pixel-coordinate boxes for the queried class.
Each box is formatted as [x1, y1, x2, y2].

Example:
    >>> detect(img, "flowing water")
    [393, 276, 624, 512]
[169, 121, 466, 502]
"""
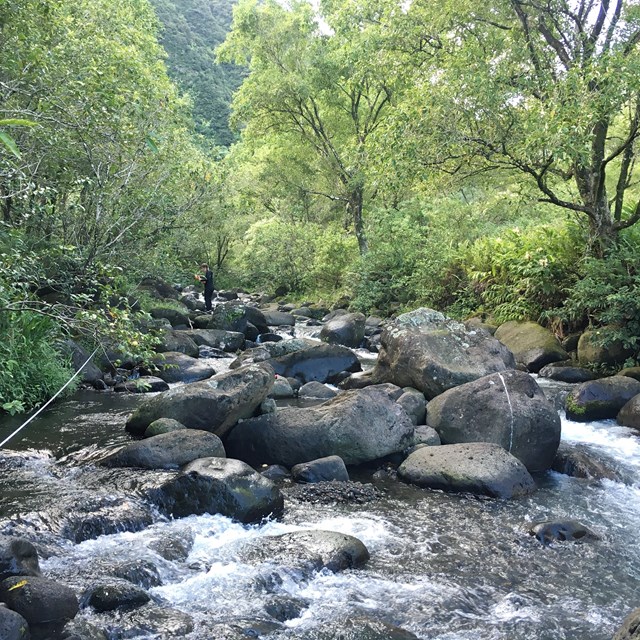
[0, 368, 639, 638]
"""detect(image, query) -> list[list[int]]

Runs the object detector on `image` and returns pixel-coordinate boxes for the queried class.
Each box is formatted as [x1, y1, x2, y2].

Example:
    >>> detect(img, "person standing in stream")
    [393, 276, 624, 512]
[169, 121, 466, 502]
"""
[196, 263, 215, 311]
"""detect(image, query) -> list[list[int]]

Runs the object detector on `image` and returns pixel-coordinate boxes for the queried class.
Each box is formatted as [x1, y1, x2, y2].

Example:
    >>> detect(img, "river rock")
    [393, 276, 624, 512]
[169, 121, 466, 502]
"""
[125, 364, 274, 438]
[80, 578, 150, 612]
[425, 370, 561, 472]
[413, 425, 441, 447]
[316, 617, 419, 640]
[617, 394, 640, 430]
[397, 389, 427, 426]
[110, 604, 193, 639]
[137, 277, 179, 301]
[291, 456, 349, 483]
[225, 386, 415, 467]
[0, 537, 40, 581]
[268, 344, 361, 384]
[494, 321, 568, 372]
[270, 376, 295, 399]
[552, 443, 619, 481]
[149, 306, 190, 328]
[147, 529, 194, 562]
[614, 607, 640, 640]
[143, 418, 186, 437]
[62, 618, 109, 640]
[119, 376, 169, 394]
[528, 519, 599, 545]
[618, 367, 640, 382]
[397, 443, 536, 499]
[60, 339, 103, 385]
[239, 529, 369, 573]
[565, 376, 640, 421]
[150, 352, 214, 384]
[578, 330, 634, 368]
[320, 312, 366, 348]
[261, 310, 295, 326]
[370, 308, 516, 399]
[298, 381, 337, 399]
[146, 457, 284, 524]
[193, 303, 249, 333]
[538, 363, 596, 383]
[0, 605, 29, 640]
[155, 330, 199, 358]
[182, 329, 245, 352]
[0, 576, 78, 627]
[101, 430, 225, 470]
[263, 596, 309, 622]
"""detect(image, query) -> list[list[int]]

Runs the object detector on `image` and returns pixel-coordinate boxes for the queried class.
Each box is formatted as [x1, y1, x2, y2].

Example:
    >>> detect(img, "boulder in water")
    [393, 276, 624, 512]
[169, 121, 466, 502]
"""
[0, 536, 40, 581]
[397, 442, 536, 499]
[291, 456, 349, 483]
[552, 442, 620, 481]
[155, 330, 199, 358]
[370, 308, 515, 399]
[182, 329, 245, 352]
[0, 604, 29, 640]
[125, 364, 274, 438]
[149, 352, 214, 384]
[565, 376, 640, 421]
[111, 604, 194, 639]
[528, 519, 599, 545]
[143, 418, 186, 437]
[80, 578, 150, 612]
[146, 457, 284, 524]
[225, 386, 415, 467]
[538, 363, 596, 383]
[617, 394, 640, 430]
[494, 321, 568, 372]
[101, 430, 225, 470]
[426, 369, 561, 472]
[320, 312, 366, 348]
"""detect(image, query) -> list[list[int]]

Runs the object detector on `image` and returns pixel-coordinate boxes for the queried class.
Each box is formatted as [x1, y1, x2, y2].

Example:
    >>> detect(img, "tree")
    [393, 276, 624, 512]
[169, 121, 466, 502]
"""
[218, 0, 403, 255]
[393, 0, 640, 253]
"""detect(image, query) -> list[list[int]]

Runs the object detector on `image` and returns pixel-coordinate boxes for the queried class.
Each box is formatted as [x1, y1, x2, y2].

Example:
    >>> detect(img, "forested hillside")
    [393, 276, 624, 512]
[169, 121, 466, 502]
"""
[150, 0, 243, 145]
[2, 0, 640, 413]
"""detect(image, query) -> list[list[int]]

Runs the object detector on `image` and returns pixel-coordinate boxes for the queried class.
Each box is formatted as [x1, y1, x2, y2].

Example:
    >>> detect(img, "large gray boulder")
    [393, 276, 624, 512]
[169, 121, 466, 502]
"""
[155, 330, 199, 358]
[101, 430, 225, 470]
[0, 606, 30, 640]
[145, 457, 284, 524]
[370, 308, 515, 399]
[617, 394, 640, 430]
[291, 456, 349, 483]
[426, 369, 561, 472]
[0, 537, 40, 581]
[397, 442, 536, 499]
[193, 303, 249, 333]
[225, 386, 414, 467]
[149, 307, 190, 328]
[150, 352, 215, 384]
[181, 329, 245, 352]
[565, 376, 640, 421]
[125, 364, 274, 438]
[320, 312, 366, 348]
[578, 330, 634, 368]
[494, 321, 568, 373]
[232, 341, 361, 384]
[60, 339, 103, 385]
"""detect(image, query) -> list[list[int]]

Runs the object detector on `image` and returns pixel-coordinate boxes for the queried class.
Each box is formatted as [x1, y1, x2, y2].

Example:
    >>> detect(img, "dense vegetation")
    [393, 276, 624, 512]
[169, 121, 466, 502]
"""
[2, 0, 640, 412]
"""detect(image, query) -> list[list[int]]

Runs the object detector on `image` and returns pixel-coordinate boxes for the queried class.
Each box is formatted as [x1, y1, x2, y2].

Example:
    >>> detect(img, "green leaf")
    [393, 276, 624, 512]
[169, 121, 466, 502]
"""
[0, 132, 21, 159]
[145, 135, 159, 153]
[0, 119, 37, 127]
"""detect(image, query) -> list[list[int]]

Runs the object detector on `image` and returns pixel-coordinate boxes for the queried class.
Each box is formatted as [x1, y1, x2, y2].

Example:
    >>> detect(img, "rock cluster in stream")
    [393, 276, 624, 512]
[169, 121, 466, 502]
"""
[4, 278, 640, 638]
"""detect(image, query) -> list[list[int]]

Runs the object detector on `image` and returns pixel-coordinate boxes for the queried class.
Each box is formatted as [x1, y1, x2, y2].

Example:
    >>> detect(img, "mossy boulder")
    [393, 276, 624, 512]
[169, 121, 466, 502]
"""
[565, 376, 640, 421]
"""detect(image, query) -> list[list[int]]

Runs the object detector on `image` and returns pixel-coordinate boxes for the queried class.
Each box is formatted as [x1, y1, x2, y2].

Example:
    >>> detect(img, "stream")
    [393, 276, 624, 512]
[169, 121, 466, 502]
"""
[0, 350, 638, 639]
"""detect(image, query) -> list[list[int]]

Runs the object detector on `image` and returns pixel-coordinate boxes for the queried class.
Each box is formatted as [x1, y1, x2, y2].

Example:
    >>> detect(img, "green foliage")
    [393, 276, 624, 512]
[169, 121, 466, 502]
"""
[554, 236, 640, 363]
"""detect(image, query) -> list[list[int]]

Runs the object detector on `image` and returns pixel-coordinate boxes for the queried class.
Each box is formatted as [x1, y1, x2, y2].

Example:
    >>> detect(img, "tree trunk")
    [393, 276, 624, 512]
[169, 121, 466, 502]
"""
[347, 186, 368, 255]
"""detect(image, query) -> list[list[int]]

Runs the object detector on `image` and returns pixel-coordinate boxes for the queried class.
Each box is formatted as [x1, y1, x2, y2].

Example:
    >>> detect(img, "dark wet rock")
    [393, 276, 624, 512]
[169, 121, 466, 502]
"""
[195, 618, 282, 639]
[338, 370, 376, 390]
[617, 394, 640, 430]
[60, 339, 103, 385]
[61, 617, 108, 640]
[102, 430, 225, 470]
[578, 330, 634, 368]
[552, 442, 620, 481]
[105, 559, 162, 589]
[413, 425, 441, 447]
[193, 303, 249, 333]
[370, 308, 515, 399]
[494, 321, 568, 373]
[118, 376, 169, 394]
[267, 344, 361, 384]
[155, 330, 199, 358]
[0, 604, 29, 640]
[397, 389, 426, 426]
[80, 578, 150, 612]
[243, 307, 269, 335]
[149, 306, 190, 328]
[529, 519, 599, 545]
[0, 537, 40, 581]
[398, 442, 536, 499]
[225, 386, 414, 467]
[239, 529, 369, 573]
[262, 310, 295, 326]
[565, 376, 640, 422]
[182, 329, 245, 352]
[314, 616, 420, 640]
[147, 529, 194, 562]
[284, 480, 381, 505]
[126, 364, 274, 438]
[146, 457, 284, 524]
[109, 604, 193, 639]
[426, 369, 561, 472]
[298, 381, 338, 399]
[614, 607, 640, 640]
[148, 352, 215, 384]
[257, 332, 283, 343]
[0, 576, 78, 627]
[291, 456, 349, 483]
[320, 312, 366, 348]
[538, 363, 596, 383]
[143, 418, 186, 437]
[263, 595, 308, 622]
[261, 465, 291, 481]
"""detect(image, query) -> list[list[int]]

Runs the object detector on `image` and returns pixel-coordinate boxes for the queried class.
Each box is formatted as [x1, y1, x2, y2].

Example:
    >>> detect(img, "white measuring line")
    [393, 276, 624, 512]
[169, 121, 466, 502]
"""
[0, 347, 100, 448]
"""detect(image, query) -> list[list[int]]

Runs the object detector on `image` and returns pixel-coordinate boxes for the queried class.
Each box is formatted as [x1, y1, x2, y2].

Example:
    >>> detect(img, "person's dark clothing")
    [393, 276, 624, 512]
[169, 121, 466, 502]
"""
[202, 268, 214, 311]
